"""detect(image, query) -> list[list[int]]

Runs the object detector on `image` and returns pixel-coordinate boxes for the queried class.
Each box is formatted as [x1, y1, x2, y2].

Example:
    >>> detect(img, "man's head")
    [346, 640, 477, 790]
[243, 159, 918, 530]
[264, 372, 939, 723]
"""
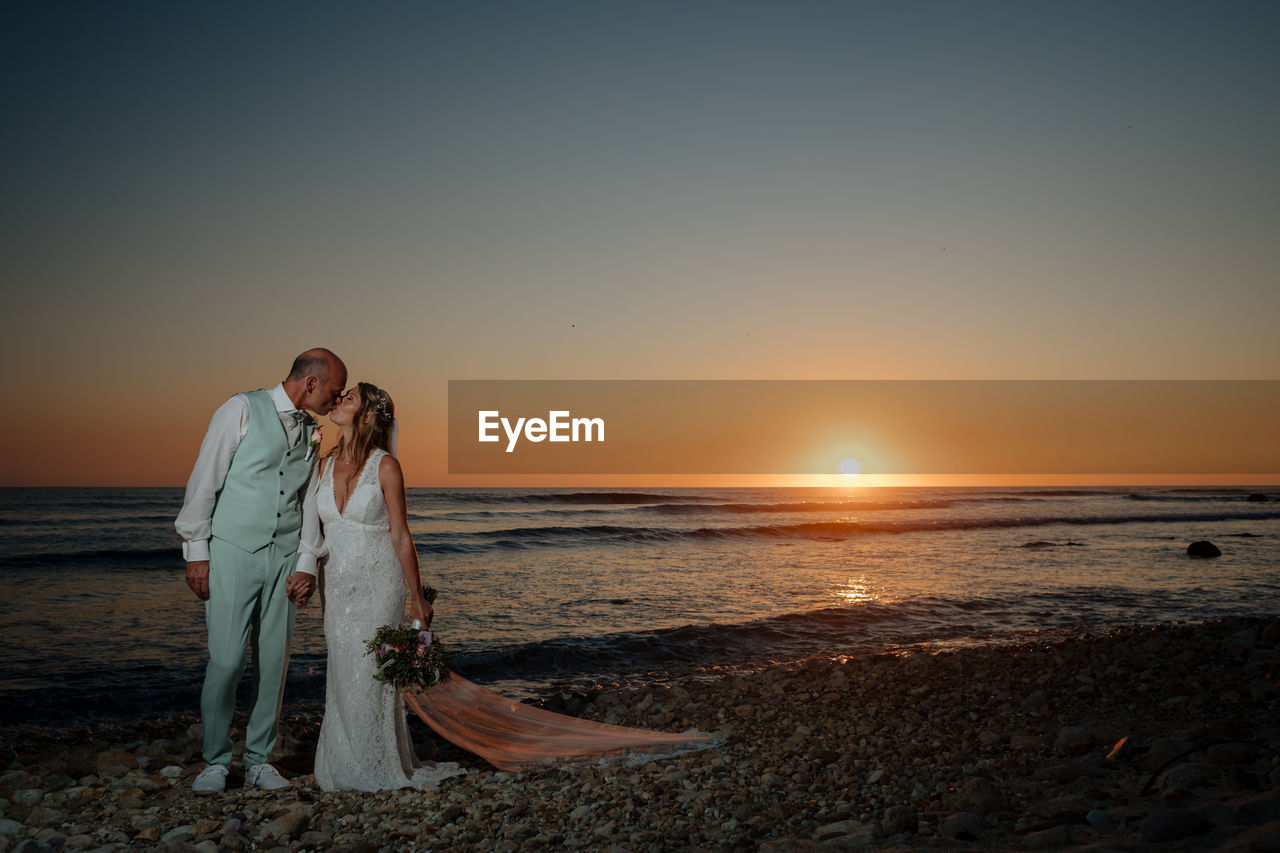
[283, 348, 347, 415]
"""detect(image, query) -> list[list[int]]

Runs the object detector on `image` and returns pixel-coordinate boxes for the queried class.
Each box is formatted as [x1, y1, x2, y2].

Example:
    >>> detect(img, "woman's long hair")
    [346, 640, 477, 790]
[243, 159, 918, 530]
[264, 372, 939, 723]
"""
[332, 382, 395, 470]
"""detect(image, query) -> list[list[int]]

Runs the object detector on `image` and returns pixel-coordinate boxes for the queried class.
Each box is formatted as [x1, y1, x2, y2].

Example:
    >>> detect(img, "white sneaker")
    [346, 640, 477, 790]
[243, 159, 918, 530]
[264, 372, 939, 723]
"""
[246, 763, 291, 790]
[191, 763, 228, 795]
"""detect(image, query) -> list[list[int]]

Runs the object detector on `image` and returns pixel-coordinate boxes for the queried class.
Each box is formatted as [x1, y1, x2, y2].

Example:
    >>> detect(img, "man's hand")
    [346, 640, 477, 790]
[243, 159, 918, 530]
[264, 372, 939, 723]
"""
[286, 573, 317, 606]
[186, 561, 211, 600]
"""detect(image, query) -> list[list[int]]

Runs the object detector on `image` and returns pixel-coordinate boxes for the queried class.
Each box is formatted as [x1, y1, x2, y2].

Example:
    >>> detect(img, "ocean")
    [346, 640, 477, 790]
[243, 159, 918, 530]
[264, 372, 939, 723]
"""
[1, 486, 1277, 730]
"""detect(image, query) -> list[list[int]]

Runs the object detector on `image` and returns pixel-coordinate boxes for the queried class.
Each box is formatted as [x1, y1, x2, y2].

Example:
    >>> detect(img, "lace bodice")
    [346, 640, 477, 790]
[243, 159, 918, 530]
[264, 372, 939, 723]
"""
[320, 449, 389, 529]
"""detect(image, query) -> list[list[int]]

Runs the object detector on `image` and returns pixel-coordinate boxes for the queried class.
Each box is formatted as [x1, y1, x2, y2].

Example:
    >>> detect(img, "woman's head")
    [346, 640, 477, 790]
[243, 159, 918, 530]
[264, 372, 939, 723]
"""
[331, 381, 395, 463]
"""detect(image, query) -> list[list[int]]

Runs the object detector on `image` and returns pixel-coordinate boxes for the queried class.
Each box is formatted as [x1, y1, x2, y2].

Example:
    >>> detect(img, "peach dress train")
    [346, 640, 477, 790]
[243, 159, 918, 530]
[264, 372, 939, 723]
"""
[315, 450, 718, 788]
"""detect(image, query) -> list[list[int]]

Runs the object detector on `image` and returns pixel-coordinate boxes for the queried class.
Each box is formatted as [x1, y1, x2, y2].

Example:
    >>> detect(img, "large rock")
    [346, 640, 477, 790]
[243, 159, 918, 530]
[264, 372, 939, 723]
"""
[94, 750, 135, 775]
[24, 807, 64, 827]
[1207, 742, 1255, 765]
[1021, 824, 1072, 849]
[261, 806, 312, 842]
[63, 749, 98, 779]
[1011, 733, 1052, 751]
[1159, 761, 1220, 791]
[12, 841, 57, 853]
[978, 730, 1003, 747]
[299, 831, 333, 849]
[820, 825, 882, 852]
[940, 812, 985, 841]
[881, 804, 918, 835]
[955, 777, 1009, 815]
[1187, 540, 1221, 557]
[160, 825, 195, 843]
[1144, 737, 1196, 772]
[1234, 792, 1280, 826]
[1227, 628, 1259, 656]
[1138, 810, 1213, 842]
[1033, 759, 1106, 784]
[11, 789, 43, 807]
[814, 820, 862, 841]
[1054, 726, 1092, 756]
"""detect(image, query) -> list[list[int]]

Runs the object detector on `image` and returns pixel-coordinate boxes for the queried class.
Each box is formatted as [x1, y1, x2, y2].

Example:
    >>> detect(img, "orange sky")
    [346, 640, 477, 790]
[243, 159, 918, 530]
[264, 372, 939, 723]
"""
[3, 4, 1278, 487]
[13, 375, 1276, 488]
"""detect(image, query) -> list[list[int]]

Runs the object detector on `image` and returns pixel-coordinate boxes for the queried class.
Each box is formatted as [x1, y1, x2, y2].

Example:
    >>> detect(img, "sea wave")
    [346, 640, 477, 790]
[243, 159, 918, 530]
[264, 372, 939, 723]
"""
[422, 491, 723, 506]
[638, 499, 957, 515]
[0, 546, 179, 569]
[1126, 493, 1275, 503]
[451, 594, 1083, 686]
[452, 509, 1280, 549]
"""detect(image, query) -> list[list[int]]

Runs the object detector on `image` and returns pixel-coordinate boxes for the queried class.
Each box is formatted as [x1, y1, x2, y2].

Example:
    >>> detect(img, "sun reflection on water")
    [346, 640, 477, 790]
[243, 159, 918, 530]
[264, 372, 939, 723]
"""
[833, 577, 879, 606]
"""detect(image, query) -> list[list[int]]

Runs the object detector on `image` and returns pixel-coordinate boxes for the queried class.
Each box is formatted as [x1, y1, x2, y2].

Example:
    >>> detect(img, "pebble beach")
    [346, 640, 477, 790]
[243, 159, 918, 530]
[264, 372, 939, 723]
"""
[3, 616, 1279, 853]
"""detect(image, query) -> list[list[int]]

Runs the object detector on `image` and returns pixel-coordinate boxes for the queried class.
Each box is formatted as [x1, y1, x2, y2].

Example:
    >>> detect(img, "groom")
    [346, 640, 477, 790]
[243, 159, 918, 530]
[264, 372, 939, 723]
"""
[176, 348, 347, 794]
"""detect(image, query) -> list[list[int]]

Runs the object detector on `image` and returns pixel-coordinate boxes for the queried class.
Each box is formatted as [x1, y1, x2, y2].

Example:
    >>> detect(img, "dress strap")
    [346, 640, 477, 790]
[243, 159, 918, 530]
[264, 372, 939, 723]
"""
[360, 450, 386, 485]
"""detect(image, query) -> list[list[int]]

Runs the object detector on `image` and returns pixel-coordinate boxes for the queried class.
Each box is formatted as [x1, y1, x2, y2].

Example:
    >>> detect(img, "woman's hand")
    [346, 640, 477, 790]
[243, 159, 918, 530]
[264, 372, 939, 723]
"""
[410, 595, 434, 629]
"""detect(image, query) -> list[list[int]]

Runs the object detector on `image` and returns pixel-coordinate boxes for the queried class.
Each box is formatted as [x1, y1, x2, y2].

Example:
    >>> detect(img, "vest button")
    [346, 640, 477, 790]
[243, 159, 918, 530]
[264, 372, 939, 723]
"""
[279, 471, 284, 476]
[277, 513, 282, 518]
[279, 490, 284, 495]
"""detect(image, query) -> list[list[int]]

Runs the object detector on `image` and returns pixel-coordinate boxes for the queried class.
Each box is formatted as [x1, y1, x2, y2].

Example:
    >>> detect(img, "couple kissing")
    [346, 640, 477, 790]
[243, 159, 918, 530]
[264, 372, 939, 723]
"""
[176, 348, 717, 795]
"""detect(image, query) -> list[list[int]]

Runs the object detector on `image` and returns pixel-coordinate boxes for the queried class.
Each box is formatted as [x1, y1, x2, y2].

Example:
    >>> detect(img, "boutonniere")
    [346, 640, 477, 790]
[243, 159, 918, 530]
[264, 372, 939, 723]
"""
[306, 427, 323, 462]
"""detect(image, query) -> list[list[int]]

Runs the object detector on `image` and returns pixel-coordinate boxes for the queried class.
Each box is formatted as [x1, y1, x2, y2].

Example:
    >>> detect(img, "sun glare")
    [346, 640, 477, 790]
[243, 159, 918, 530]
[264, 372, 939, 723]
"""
[838, 457, 862, 476]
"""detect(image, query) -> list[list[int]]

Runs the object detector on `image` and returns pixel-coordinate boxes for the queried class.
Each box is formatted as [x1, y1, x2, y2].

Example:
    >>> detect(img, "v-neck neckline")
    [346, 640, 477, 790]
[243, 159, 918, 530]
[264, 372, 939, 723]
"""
[332, 452, 375, 517]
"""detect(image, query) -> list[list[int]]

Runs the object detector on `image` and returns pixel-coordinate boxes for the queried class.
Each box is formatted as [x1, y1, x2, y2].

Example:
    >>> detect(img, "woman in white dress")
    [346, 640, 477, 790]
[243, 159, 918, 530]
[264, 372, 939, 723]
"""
[312, 383, 465, 791]
[311, 383, 718, 792]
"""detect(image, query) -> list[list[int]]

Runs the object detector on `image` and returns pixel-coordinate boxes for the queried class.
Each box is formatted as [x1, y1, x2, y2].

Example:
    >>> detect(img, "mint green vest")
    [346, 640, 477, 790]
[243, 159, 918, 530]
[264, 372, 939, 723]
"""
[210, 389, 312, 555]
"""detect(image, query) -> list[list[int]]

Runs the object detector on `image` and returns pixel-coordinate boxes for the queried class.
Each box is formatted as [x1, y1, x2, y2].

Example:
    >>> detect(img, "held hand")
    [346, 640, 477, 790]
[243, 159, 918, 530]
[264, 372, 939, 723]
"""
[185, 561, 211, 600]
[286, 573, 317, 606]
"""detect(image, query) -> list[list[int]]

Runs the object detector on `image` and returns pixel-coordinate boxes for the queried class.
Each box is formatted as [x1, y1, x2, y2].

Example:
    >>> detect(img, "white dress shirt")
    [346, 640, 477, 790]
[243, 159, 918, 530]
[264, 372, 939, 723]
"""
[175, 383, 325, 575]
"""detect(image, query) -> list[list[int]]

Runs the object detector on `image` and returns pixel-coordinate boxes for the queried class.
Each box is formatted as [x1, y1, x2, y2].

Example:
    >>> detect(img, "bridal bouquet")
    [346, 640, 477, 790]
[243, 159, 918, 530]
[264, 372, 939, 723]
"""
[365, 587, 449, 690]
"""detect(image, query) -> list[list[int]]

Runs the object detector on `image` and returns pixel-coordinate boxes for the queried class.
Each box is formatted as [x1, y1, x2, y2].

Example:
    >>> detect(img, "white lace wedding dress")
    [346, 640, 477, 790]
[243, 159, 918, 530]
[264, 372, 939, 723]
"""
[313, 449, 466, 791]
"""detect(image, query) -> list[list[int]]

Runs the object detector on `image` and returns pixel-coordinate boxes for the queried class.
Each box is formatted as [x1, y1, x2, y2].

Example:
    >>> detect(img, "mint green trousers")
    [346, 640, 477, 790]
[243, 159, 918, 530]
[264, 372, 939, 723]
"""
[202, 537, 296, 767]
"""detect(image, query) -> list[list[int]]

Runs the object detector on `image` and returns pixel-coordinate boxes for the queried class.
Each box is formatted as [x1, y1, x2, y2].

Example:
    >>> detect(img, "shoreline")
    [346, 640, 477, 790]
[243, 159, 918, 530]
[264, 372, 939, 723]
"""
[1, 616, 1278, 851]
[0, 621, 1192, 737]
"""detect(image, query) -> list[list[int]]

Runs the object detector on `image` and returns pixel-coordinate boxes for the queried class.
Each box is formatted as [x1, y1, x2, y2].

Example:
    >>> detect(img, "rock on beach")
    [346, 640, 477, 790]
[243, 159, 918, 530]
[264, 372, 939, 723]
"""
[1187, 539, 1222, 557]
[0, 616, 1277, 852]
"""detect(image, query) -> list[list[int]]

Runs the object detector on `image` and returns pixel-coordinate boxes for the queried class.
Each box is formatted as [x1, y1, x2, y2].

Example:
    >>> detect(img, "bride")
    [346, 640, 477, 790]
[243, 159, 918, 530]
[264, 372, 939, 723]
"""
[309, 383, 716, 792]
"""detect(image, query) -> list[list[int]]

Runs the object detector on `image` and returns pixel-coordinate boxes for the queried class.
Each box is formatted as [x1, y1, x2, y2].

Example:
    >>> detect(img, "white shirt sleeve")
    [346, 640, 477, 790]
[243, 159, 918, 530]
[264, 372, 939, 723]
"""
[295, 457, 327, 576]
[175, 395, 250, 562]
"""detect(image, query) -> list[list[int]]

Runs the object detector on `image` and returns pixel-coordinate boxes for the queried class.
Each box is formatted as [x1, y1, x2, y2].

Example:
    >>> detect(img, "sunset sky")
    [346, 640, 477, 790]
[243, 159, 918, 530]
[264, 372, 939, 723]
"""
[3, 1, 1277, 486]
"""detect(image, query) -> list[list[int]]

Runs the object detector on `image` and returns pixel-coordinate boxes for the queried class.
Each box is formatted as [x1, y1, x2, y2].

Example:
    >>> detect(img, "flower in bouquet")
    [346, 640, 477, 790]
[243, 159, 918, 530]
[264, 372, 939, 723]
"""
[365, 586, 448, 690]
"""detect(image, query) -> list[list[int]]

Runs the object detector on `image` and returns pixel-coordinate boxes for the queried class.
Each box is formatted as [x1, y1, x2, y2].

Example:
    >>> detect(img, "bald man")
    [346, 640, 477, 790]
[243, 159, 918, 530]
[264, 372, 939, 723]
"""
[176, 348, 347, 793]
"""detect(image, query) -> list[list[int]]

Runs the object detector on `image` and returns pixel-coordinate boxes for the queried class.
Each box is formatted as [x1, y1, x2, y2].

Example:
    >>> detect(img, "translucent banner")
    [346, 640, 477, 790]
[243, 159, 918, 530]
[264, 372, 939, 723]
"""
[447, 380, 1280, 476]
